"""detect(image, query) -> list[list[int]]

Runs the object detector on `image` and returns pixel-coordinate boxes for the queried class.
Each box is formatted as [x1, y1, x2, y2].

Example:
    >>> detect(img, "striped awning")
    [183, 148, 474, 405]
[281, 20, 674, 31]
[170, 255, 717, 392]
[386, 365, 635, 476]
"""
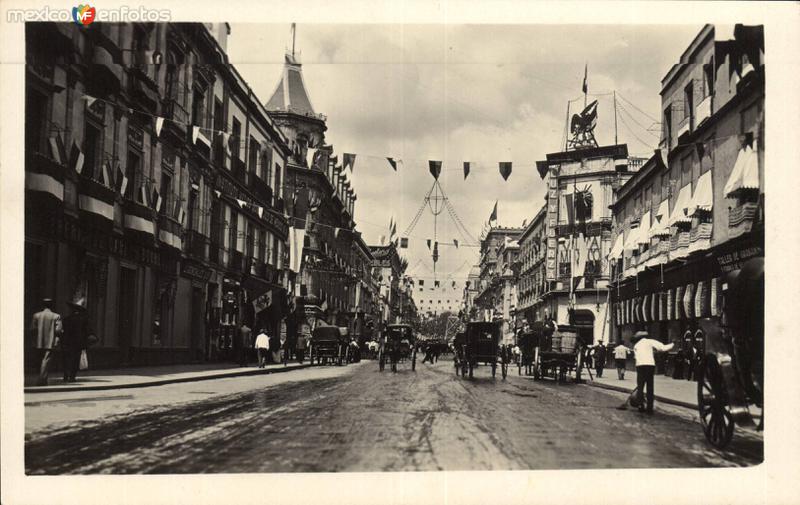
[724, 141, 760, 197]
[668, 184, 693, 226]
[608, 233, 624, 260]
[636, 210, 651, 245]
[649, 200, 671, 237]
[623, 223, 640, 251]
[688, 171, 713, 217]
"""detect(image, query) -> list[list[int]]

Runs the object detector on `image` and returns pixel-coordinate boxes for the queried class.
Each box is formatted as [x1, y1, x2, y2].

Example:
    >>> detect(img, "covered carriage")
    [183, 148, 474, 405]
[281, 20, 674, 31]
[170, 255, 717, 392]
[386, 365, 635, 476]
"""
[379, 324, 417, 372]
[309, 324, 349, 366]
[460, 321, 508, 379]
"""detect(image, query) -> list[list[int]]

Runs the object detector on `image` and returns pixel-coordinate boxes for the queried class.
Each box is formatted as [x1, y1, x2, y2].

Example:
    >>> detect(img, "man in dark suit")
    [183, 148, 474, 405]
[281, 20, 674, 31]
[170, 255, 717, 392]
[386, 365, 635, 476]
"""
[61, 298, 94, 382]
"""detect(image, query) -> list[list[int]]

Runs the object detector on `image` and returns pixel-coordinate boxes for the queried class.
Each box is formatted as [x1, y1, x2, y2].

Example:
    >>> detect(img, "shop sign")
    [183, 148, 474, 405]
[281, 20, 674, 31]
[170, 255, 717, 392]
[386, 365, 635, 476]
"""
[181, 261, 212, 282]
[716, 246, 763, 273]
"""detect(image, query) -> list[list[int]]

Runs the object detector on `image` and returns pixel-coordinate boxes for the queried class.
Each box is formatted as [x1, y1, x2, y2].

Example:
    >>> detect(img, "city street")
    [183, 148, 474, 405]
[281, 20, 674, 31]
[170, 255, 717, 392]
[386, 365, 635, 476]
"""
[25, 357, 762, 474]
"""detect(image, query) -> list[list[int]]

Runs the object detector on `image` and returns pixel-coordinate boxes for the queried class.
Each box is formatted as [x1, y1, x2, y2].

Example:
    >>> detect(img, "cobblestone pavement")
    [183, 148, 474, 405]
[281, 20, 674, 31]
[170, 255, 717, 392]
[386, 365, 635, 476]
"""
[24, 357, 762, 474]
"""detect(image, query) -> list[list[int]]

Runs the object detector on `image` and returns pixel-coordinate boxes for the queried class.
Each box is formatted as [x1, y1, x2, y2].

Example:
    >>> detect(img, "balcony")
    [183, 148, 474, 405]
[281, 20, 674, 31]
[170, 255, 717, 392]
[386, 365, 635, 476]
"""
[252, 176, 273, 207]
[163, 99, 189, 136]
[688, 222, 713, 253]
[229, 250, 245, 272]
[77, 174, 116, 223]
[729, 202, 759, 239]
[128, 66, 160, 113]
[184, 229, 207, 261]
[158, 214, 183, 251]
[695, 95, 712, 127]
[87, 45, 122, 97]
[676, 116, 691, 142]
[232, 158, 247, 186]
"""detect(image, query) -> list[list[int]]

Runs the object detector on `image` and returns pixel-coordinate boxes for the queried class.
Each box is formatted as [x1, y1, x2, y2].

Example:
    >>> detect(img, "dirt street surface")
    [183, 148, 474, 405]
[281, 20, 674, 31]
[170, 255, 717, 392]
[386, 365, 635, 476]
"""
[25, 358, 762, 474]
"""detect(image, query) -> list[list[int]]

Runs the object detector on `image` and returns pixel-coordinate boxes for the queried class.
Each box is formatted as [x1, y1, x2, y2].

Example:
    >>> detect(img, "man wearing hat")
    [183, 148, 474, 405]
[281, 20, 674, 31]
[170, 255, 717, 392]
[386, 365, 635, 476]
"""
[30, 298, 63, 386]
[632, 330, 674, 414]
[61, 297, 94, 382]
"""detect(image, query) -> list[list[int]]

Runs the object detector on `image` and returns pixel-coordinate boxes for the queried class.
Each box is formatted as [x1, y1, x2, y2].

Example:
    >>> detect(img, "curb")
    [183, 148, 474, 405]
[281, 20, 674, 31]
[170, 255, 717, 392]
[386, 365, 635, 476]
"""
[586, 380, 698, 410]
[24, 363, 314, 394]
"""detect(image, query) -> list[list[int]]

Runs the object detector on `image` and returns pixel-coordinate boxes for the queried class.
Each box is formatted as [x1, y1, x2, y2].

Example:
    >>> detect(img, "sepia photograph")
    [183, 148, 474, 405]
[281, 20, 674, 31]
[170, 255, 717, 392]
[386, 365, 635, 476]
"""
[2, 1, 799, 504]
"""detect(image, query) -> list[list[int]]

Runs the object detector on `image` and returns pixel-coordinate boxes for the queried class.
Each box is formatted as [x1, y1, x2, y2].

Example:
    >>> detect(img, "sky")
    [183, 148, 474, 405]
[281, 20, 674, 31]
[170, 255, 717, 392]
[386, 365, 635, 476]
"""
[226, 23, 703, 303]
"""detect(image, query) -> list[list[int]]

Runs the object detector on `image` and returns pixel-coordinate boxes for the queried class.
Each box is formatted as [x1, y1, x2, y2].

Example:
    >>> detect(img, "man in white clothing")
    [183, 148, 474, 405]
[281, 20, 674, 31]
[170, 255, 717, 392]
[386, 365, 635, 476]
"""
[613, 342, 632, 380]
[633, 331, 674, 414]
[254, 329, 270, 368]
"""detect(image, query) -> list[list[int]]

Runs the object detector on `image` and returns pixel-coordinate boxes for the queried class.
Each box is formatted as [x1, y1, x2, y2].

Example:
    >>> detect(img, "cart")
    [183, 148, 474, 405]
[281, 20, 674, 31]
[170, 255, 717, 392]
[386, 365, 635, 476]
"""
[309, 324, 349, 366]
[517, 323, 544, 376]
[696, 256, 763, 449]
[533, 323, 586, 383]
[462, 321, 507, 379]
[379, 324, 417, 372]
[453, 331, 466, 375]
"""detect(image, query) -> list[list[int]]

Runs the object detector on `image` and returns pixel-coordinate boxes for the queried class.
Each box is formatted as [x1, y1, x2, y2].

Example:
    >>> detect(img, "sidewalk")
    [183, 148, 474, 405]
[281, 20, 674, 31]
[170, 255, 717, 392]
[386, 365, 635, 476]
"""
[583, 368, 698, 409]
[25, 361, 312, 394]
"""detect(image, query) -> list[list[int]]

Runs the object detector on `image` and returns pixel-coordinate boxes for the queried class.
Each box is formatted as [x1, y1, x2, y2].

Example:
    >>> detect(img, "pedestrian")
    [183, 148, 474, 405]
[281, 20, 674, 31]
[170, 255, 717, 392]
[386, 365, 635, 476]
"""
[254, 328, 269, 368]
[632, 330, 675, 414]
[238, 323, 252, 367]
[269, 330, 281, 364]
[594, 341, 607, 378]
[30, 298, 63, 386]
[295, 332, 307, 364]
[61, 297, 94, 383]
[613, 341, 632, 380]
[280, 331, 288, 365]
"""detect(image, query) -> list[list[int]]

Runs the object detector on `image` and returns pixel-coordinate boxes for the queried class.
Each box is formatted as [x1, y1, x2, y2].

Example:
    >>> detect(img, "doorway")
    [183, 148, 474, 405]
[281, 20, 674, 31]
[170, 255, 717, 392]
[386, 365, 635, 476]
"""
[118, 266, 137, 363]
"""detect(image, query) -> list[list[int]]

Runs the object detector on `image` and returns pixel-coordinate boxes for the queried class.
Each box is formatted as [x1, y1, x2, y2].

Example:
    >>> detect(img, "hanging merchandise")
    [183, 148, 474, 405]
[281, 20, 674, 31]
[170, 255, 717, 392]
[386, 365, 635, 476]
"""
[499, 162, 512, 181]
[667, 289, 674, 320]
[696, 280, 709, 317]
[710, 277, 721, 316]
[675, 286, 685, 319]
[684, 283, 696, 319]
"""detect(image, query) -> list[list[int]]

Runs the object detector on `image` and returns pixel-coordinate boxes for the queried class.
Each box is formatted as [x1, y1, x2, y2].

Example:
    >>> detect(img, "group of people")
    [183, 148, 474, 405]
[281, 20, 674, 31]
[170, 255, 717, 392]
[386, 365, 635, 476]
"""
[30, 297, 96, 386]
[237, 323, 309, 368]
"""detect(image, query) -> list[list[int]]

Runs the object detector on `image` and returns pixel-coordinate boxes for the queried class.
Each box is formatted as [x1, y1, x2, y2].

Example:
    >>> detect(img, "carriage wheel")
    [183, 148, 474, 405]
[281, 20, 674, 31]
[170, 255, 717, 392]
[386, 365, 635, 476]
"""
[698, 354, 735, 449]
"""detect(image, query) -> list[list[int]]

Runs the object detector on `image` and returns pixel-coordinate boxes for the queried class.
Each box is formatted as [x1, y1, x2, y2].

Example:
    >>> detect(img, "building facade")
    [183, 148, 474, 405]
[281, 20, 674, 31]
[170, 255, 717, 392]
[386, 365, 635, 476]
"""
[607, 24, 764, 356]
[472, 227, 522, 329]
[532, 144, 644, 345]
[25, 22, 292, 368]
[516, 205, 547, 324]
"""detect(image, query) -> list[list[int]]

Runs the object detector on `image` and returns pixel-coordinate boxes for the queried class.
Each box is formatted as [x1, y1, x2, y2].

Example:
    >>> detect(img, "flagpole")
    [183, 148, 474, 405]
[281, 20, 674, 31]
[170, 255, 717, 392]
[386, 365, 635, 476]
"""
[613, 90, 619, 145]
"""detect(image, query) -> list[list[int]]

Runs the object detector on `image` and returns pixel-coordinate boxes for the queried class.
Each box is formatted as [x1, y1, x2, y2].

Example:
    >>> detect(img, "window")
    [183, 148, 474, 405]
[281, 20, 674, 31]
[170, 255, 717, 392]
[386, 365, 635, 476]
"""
[257, 229, 265, 263]
[274, 162, 281, 200]
[187, 188, 198, 230]
[159, 171, 172, 215]
[213, 99, 224, 166]
[231, 117, 241, 160]
[192, 87, 206, 129]
[84, 122, 101, 180]
[684, 80, 694, 128]
[26, 88, 47, 155]
[644, 185, 653, 210]
[663, 106, 672, 148]
[248, 136, 259, 174]
[125, 150, 140, 200]
[703, 60, 715, 99]
[741, 102, 761, 136]
[680, 155, 692, 187]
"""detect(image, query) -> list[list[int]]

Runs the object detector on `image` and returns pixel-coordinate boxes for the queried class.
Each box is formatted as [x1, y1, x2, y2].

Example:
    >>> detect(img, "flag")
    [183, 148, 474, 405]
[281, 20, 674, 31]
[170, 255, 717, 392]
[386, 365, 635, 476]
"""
[536, 160, 549, 179]
[69, 140, 84, 174]
[101, 161, 112, 187]
[427, 239, 431, 250]
[391, 220, 397, 237]
[118, 166, 128, 196]
[221, 132, 231, 154]
[139, 185, 149, 206]
[499, 162, 512, 181]
[155, 117, 164, 137]
[463, 162, 471, 180]
[334, 228, 340, 238]
[257, 206, 264, 218]
[400, 237, 409, 248]
[214, 189, 221, 199]
[192, 126, 201, 144]
[435, 280, 440, 288]
[419, 279, 424, 287]
[387, 157, 398, 171]
[236, 198, 247, 208]
[153, 188, 162, 212]
[429, 160, 442, 180]
[306, 147, 318, 169]
[489, 201, 498, 223]
[564, 193, 575, 225]
[393, 237, 399, 248]
[343, 153, 356, 172]
[82, 95, 97, 107]
[582, 63, 588, 94]
[453, 239, 459, 248]
[48, 135, 63, 164]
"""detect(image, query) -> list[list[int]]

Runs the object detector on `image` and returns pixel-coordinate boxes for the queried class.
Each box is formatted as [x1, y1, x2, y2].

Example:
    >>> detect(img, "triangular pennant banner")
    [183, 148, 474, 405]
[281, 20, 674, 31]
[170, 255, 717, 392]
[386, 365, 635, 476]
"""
[257, 206, 264, 219]
[236, 198, 247, 208]
[82, 95, 97, 107]
[101, 161, 112, 188]
[387, 158, 398, 171]
[429, 160, 442, 180]
[343, 153, 356, 172]
[214, 189, 222, 199]
[489, 201, 498, 223]
[118, 165, 128, 196]
[499, 162, 512, 181]
[334, 228, 340, 238]
[155, 117, 164, 137]
[427, 239, 432, 250]
[400, 237, 409, 248]
[463, 162, 471, 180]
[192, 126, 201, 144]
[536, 160, 549, 179]
[69, 140, 84, 174]
[453, 239, 459, 248]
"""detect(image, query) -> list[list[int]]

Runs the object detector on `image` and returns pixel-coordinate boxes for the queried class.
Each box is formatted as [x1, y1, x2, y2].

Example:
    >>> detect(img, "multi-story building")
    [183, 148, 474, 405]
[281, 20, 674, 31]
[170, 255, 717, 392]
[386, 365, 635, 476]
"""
[473, 227, 522, 326]
[350, 232, 378, 343]
[24, 22, 292, 368]
[369, 243, 405, 329]
[265, 48, 360, 332]
[496, 237, 520, 344]
[607, 25, 764, 353]
[462, 265, 481, 320]
[516, 205, 547, 324]
[533, 144, 644, 345]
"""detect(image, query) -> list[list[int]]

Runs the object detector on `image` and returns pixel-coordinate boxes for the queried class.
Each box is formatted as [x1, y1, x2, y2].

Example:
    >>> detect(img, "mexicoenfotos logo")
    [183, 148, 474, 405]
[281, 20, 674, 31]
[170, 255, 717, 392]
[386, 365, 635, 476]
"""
[72, 4, 96, 25]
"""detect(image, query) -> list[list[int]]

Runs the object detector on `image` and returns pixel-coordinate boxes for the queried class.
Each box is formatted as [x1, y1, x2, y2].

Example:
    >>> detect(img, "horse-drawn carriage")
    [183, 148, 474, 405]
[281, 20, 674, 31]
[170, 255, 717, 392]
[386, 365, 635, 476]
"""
[532, 323, 588, 382]
[309, 324, 349, 366]
[453, 331, 466, 375]
[696, 256, 763, 448]
[379, 324, 417, 372]
[517, 322, 546, 376]
[458, 321, 509, 379]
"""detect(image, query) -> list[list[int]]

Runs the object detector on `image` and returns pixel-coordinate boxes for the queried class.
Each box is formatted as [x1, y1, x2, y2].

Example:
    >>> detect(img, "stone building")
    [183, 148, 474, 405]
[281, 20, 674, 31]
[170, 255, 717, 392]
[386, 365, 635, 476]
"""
[607, 24, 764, 356]
[24, 22, 291, 368]
[473, 227, 522, 326]
[516, 205, 547, 324]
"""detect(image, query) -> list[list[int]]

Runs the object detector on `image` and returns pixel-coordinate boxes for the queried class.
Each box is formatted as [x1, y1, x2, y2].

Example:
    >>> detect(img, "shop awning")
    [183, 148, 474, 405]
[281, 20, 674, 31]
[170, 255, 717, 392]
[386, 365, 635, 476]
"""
[723, 142, 760, 198]
[688, 170, 714, 217]
[623, 223, 640, 252]
[649, 199, 671, 237]
[608, 233, 624, 260]
[668, 184, 693, 226]
[636, 210, 651, 245]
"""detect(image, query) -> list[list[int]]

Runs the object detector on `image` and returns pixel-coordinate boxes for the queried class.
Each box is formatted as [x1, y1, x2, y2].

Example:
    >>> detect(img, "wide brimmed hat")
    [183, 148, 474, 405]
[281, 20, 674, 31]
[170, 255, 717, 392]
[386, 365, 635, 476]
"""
[632, 330, 649, 342]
